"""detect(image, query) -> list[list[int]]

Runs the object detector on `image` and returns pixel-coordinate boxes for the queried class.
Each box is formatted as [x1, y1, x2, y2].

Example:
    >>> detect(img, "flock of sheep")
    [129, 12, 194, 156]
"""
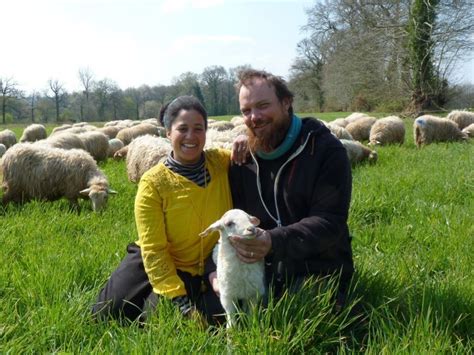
[0, 110, 472, 212]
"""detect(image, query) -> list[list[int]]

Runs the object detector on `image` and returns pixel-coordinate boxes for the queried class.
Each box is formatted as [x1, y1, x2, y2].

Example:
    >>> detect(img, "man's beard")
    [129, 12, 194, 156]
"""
[247, 116, 291, 153]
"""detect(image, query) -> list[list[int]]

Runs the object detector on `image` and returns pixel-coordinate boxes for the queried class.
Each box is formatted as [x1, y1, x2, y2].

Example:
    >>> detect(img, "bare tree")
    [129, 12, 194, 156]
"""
[1, 77, 19, 124]
[30, 90, 37, 122]
[48, 79, 66, 122]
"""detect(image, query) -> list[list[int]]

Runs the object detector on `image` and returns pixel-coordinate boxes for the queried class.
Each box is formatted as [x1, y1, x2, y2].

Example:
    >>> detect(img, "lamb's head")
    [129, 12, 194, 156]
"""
[80, 184, 117, 212]
[200, 209, 260, 240]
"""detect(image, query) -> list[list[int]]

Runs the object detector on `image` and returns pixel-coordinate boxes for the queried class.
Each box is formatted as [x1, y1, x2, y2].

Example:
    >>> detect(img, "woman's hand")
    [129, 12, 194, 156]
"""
[231, 134, 249, 165]
[229, 228, 272, 263]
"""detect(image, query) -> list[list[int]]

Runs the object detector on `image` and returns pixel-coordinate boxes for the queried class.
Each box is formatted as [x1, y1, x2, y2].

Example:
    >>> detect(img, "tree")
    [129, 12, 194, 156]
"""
[93, 79, 118, 121]
[78, 67, 95, 121]
[201, 66, 228, 115]
[1, 77, 19, 124]
[29, 91, 37, 122]
[48, 79, 66, 122]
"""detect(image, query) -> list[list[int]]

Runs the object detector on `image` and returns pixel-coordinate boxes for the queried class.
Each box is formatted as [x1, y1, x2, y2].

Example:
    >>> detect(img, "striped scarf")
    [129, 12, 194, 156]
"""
[164, 152, 211, 187]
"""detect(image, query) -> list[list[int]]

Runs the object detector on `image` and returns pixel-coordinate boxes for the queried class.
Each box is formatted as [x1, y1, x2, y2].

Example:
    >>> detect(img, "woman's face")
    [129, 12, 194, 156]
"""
[167, 109, 206, 165]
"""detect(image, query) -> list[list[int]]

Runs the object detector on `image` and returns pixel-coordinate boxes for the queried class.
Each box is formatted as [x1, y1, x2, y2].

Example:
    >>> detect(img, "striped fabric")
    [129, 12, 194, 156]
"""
[164, 153, 211, 187]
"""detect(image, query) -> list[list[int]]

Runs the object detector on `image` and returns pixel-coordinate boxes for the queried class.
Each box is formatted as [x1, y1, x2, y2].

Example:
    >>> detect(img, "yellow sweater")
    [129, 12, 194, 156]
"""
[134, 149, 232, 299]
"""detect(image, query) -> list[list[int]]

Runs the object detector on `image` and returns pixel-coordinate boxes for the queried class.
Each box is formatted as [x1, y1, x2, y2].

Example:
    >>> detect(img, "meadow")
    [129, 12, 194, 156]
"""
[0, 114, 473, 353]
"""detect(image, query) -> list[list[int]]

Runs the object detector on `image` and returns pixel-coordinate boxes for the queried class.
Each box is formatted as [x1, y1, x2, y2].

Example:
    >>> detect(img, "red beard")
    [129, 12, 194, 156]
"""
[247, 117, 291, 153]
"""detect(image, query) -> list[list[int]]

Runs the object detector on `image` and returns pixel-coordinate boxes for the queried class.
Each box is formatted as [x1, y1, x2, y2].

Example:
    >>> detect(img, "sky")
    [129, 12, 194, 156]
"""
[2, 0, 473, 94]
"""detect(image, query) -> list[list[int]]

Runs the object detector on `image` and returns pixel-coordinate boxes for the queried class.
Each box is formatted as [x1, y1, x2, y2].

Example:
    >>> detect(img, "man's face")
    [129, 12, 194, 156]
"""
[239, 78, 291, 152]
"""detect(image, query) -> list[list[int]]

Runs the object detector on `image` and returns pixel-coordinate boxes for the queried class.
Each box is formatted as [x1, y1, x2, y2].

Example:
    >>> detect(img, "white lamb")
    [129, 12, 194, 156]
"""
[369, 116, 405, 146]
[1, 143, 116, 212]
[200, 209, 265, 328]
[19, 123, 47, 143]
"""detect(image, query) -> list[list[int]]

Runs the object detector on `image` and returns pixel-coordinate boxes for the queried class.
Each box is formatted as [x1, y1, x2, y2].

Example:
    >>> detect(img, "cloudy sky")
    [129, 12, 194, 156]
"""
[2, 0, 473, 93]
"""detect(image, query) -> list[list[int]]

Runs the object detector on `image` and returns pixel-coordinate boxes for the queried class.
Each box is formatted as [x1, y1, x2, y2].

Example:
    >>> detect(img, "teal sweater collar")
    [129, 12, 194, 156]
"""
[256, 115, 302, 160]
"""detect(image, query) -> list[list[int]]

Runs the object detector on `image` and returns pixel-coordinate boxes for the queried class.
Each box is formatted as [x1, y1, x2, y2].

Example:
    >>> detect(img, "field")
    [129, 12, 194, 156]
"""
[1, 115, 473, 353]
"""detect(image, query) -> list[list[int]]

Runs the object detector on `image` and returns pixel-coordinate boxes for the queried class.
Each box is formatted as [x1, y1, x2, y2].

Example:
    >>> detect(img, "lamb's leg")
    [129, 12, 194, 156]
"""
[220, 295, 236, 329]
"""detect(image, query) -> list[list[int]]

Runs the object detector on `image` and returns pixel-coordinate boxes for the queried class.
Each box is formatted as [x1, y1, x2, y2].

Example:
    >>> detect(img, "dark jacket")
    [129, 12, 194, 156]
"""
[229, 117, 354, 288]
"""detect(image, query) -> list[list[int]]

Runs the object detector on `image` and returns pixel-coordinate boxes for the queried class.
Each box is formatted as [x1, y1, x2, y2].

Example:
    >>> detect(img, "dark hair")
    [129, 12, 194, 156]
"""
[235, 68, 294, 117]
[159, 95, 208, 130]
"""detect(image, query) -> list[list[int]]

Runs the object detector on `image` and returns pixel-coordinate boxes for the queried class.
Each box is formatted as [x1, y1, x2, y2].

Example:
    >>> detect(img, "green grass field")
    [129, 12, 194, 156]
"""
[1, 116, 473, 353]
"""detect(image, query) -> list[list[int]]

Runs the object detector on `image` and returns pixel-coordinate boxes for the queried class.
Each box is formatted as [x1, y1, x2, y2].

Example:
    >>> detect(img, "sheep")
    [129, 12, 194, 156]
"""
[126, 135, 171, 183]
[205, 129, 235, 150]
[1, 143, 116, 211]
[200, 209, 265, 329]
[326, 123, 353, 140]
[77, 131, 109, 162]
[98, 125, 121, 139]
[51, 124, 72, 135]
[231, 124, 248, 137]
[231, 116, 245, 126]
[107, 138, 125, 158]
[331, 118, 349, 128]
[116, 123, 162, 145]
[141, 118, 161, 126]
[208, 121, 235, 131]
[345, 116, 376, 142]
[447, 110, 474, 130]
[461, 123, 474, 138]
[345, 112, 368, 124]
[413, 115, 468, 147]
[0, 129, 17, 149]
[340, 139, 378, 165]
[113, 145, 129, 160]
[369, 116, 405, 146]
[44, 132, 86, 150]
[0, 143, 6, 158]
[19, 123, 47, 143]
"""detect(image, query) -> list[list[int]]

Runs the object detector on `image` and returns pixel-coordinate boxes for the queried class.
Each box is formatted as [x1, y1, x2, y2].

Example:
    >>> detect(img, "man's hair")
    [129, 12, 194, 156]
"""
[235, 68, 294, 116]
[159, 95, 208, 130]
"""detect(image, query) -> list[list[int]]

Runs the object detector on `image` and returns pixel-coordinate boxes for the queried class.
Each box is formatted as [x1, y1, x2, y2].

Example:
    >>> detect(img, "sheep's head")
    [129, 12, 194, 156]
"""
[200, 209, 260, 239]
[80, 186, 117, 212]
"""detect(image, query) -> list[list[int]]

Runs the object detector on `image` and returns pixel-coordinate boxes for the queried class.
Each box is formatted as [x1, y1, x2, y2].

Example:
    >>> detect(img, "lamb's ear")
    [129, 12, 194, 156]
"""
[250, 215, 260, 226]
[79, 188, 91, 196]
[199, 220, 222, 237]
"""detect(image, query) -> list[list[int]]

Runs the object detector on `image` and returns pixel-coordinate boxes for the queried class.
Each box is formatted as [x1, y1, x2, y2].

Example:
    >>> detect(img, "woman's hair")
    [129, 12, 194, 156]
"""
[159, 96, 208, 130]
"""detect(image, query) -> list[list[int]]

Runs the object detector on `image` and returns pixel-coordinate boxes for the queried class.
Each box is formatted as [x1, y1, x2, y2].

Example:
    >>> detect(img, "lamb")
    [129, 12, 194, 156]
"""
[126, 135, 171, 182]
[0, 129, 17, 149]
[326, 123, 353, 140]
[369, 116, 405, 146]
[77, 131, 109, 162]
[19, 123, 47, 143]
[1, 143, 116, 211]
[345, 116, 376, 141]
[116, 123, 162, 145]
[0, 143, 6, 158]
[340, 139, 378, 165]
[107, 138, 125, 158]
[461, 123, 474, 138]
[447, 110, 474, 130]
[413, 115, 468, 147]
[200, 209, 265, 328]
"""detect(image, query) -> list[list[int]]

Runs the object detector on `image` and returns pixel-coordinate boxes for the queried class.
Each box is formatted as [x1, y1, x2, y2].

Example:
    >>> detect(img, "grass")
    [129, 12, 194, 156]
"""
[0, 117, 473, 353]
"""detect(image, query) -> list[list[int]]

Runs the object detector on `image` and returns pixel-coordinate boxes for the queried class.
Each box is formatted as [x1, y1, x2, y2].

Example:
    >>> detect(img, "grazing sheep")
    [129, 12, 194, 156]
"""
[231, 116, 245, 126]
[205, 129, 235, 150]
[331, 118, 349, 128]
[19, 123, 47, 143]
[340, 139, 378, 165]
[116, 123, 162, 145]
[98, 125, 121, 139]
[461, 123, 474, 138]
[326, 123, 353, 140]
[413, 115, 468, 147]
[126, 135, 171, 183]
[345, 116, 376, 141]
[1, 143, 116, 211]
[107, 138, 125, 157]
[345, 112, 368, 124]
[208, 121, 235, 131]
[0, 143, 6, 158]
[51, 124, 72, 135]
[0, 129, 17, 149]
[113, 145, 129, 160]
[231, 124, 248, 137]
[369, 116, 405, 146]
[141, 118, 161, 126]
[447, 110, 474, 130]
[200, 209, 265, 329]
[77, 131, 109, 162]
[44, 132, 86, 150]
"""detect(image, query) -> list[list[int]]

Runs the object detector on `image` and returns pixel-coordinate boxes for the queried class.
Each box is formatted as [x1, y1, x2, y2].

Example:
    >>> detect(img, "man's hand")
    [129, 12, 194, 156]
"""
[229, 227, 272, 263]
[230, 134, 249, 165]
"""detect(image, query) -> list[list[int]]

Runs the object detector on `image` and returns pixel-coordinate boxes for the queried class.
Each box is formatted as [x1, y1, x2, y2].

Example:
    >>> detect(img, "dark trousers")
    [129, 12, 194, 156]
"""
[91, 243, 225, 325]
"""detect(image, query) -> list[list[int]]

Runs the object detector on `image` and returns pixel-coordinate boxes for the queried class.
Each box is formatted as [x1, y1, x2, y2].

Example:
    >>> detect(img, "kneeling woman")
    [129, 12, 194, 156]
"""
[92, 96, 237, 325]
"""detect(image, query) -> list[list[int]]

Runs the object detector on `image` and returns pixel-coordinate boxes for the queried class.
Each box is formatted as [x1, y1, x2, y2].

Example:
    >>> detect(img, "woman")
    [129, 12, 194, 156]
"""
[92, 96, 244, 325]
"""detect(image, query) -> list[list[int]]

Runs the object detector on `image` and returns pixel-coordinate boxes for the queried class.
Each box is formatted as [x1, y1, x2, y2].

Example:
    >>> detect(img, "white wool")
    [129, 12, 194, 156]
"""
[369, 116, 405, 146]
[19, 124, 47, 143]
[340, 139, 378, 165]
[200, 209, 265, 328]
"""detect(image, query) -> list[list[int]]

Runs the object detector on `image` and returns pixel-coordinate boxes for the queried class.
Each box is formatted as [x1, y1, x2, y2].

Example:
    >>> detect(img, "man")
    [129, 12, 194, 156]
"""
[208, 69, 354, 306]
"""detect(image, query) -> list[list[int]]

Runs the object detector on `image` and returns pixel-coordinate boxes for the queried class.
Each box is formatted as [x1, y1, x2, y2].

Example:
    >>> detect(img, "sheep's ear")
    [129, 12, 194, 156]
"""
[79, 188, 91, 196]
[250, 215, 260, 226]
[199, 220, 222, 237]
[107, 189, 118, 194]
